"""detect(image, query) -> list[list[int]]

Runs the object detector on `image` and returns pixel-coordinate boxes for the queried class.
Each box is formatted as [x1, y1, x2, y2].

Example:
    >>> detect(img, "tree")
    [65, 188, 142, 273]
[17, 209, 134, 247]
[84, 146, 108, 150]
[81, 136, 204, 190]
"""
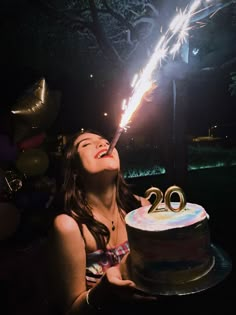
[229, 71, 236, 96]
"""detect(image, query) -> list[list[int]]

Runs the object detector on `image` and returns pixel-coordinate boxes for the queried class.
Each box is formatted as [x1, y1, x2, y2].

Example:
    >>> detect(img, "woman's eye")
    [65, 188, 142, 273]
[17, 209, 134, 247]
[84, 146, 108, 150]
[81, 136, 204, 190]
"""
[82, 143, 91, 147]
[105, 141, 110, 145]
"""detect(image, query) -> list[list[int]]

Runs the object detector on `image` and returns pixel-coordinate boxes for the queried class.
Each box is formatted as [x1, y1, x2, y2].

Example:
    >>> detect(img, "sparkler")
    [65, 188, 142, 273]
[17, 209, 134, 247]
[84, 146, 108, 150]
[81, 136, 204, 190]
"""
[106, 0, 230, 155]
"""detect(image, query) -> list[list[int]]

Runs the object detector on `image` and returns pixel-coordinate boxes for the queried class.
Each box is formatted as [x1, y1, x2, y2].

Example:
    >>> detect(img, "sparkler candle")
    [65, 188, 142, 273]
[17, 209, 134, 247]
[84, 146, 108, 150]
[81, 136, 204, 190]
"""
[106, 0, 230, 155]
[106, 77, 153, 155]
[106, 126, 123, 155]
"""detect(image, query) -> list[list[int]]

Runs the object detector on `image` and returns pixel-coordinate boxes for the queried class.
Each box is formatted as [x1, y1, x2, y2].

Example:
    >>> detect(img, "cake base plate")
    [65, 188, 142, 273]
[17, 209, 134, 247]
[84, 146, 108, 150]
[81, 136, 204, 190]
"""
[121, 244, 232, 296]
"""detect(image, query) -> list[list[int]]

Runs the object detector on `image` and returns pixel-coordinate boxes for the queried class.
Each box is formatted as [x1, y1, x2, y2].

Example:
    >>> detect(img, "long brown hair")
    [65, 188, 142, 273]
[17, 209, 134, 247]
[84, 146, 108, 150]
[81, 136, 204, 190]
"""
[63, 129, 141, 250]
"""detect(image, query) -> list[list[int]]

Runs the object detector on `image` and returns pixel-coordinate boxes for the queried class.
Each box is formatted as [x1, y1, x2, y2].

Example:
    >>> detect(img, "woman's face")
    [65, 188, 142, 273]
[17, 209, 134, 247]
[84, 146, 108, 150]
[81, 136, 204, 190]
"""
[74, 132, 120, 174]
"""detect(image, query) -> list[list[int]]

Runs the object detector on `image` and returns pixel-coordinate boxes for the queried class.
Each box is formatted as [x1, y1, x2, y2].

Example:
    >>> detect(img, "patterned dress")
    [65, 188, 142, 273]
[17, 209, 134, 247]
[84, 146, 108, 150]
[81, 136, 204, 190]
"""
[86, 241, 130, 288]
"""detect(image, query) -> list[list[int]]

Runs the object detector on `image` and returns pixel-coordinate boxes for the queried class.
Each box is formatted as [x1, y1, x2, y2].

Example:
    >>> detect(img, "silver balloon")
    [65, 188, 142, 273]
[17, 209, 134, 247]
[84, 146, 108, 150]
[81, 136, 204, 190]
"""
[11, 77, 61, 131]
[4, 170, 23, 193]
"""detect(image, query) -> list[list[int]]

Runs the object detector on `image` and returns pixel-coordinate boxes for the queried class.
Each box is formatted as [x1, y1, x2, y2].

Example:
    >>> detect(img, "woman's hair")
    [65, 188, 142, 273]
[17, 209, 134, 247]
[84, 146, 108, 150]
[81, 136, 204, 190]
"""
[63, 129, 141, 250]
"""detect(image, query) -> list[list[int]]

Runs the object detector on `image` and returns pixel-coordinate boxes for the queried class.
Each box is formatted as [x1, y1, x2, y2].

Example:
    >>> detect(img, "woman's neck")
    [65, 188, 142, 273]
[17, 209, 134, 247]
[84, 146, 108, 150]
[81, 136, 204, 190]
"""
[87, 184, 117, 213]
[85, 171, 117, 197]
[83, 171, 119, 217]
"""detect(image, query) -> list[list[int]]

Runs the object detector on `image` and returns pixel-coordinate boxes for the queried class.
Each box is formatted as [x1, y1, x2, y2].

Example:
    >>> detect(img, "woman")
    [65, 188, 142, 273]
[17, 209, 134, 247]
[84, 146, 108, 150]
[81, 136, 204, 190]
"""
[47, 129, 152, 314]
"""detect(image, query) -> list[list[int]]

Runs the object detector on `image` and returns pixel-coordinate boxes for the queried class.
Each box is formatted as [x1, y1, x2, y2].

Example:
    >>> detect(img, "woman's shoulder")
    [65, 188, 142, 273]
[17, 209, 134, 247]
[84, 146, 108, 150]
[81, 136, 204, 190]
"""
[48, 214, 85, 254]
[53, 213, 80, 235]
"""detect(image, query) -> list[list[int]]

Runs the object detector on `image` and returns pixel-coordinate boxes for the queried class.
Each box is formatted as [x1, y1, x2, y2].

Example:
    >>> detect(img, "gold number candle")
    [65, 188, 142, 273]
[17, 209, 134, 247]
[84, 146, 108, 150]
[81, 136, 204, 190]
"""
[145, 185, 186, 213]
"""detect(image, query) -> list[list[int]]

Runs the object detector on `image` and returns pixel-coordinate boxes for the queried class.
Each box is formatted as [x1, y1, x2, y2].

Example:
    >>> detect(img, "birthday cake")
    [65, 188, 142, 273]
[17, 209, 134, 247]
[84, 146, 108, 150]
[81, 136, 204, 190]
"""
[122, 188, 232, 295]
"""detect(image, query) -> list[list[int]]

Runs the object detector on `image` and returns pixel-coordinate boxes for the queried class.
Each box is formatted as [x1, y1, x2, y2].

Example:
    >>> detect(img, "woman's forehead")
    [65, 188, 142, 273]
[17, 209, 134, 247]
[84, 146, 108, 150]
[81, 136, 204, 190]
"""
[74, 132, 104, 147]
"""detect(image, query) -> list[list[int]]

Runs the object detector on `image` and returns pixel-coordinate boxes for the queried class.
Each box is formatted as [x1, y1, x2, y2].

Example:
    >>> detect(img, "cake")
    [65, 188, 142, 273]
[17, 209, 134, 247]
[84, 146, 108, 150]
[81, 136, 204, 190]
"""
[122, 186, 232, 295]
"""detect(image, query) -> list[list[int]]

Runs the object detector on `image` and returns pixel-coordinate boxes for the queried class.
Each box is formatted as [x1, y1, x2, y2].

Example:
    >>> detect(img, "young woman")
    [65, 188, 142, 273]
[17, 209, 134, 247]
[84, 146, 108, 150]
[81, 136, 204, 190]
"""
[47, 129, 153, 314]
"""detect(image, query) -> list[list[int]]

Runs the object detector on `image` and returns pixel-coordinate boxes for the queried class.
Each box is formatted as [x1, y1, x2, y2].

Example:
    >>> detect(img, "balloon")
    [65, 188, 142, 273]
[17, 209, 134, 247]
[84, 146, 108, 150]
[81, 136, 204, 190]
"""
[0, 202, 21, 240]
[13, 120, 33, 143]
[18, 132, 46, 150]
[0, 169, 14, 201]
[15, 149, 49, 177]
[11, 77, 61, 131]
[0, 134, 18, 161]
[5, 170, 23, 191]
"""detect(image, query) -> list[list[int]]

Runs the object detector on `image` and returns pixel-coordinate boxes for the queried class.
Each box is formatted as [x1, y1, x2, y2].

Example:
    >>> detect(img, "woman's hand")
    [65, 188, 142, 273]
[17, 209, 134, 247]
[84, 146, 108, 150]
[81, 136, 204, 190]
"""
[119, 253, 159, 301]
[88, 254, 158, 310]
[106, 264, 135, 287]
[107, 264, 158, 302]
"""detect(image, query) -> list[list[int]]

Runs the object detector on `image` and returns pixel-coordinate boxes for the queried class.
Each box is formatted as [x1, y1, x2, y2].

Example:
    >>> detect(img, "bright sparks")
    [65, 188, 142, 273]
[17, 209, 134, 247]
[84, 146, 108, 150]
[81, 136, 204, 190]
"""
[119, 0, 203, 130]
[107, 0, 228, 154]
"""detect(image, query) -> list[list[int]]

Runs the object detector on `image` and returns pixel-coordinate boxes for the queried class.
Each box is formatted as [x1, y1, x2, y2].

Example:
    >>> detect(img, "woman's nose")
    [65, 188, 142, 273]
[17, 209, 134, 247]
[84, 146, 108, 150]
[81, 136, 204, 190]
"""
[97, 140, 108, 148]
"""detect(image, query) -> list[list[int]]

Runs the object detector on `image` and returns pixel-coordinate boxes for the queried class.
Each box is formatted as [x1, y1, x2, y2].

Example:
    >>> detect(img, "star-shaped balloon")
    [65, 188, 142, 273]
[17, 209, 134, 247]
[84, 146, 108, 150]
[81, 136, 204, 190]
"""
[11, 77, 61, 142]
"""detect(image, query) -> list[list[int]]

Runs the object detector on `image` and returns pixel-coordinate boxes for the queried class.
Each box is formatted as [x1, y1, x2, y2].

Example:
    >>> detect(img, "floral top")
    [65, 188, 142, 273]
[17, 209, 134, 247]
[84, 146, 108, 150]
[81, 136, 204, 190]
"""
[86, 241, 130, 288]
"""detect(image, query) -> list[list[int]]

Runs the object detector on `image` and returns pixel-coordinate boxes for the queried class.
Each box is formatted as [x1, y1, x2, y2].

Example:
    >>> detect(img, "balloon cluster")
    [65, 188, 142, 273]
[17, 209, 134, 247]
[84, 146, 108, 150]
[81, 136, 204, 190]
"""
[0, 77, 61, 240]
[10, 77, 61, 177]
[11, 77, 61, 142]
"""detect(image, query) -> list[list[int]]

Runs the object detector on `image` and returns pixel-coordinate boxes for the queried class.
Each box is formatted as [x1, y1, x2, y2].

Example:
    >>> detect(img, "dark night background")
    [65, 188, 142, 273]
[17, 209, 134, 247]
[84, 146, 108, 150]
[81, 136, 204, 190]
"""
[0, 1, 236, 314]
[0, 0, 235, 139]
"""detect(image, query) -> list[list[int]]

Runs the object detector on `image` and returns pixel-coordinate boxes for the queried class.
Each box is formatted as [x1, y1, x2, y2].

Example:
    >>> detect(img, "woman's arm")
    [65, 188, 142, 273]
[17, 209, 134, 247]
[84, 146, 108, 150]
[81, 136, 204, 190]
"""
[47, 213, 153, 314]
[47, 214, 91, 313]
[47, 214, 135, 314]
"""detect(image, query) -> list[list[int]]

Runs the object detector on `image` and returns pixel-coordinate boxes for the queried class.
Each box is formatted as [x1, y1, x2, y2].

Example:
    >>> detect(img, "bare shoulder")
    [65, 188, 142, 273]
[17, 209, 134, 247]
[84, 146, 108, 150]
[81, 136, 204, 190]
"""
[134, 194, 151, 206]
[53, 214, 80, 235]
[50, 214, 85, 249]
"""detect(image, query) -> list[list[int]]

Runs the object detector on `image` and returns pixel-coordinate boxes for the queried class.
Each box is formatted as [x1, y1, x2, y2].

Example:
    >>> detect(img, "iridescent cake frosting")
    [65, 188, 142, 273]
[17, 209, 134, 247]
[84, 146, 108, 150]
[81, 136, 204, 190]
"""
[125, 202, 209, 231]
